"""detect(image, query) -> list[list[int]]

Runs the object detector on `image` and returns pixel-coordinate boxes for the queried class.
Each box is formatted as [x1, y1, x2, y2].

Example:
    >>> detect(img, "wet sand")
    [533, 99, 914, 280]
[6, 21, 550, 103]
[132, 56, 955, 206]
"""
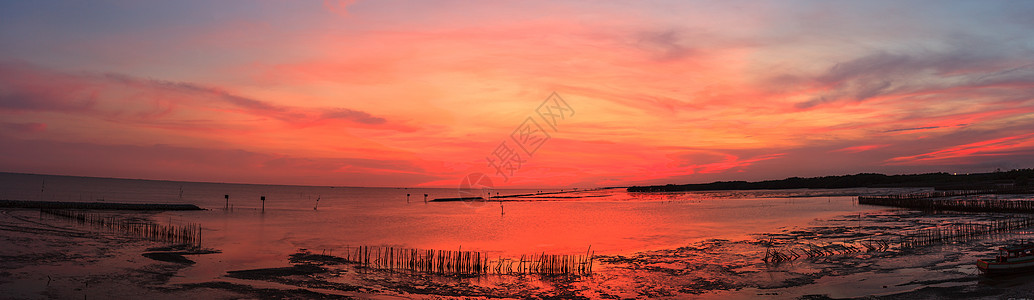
[0, 209, 311, 299]
[593, 210, 1034, 299]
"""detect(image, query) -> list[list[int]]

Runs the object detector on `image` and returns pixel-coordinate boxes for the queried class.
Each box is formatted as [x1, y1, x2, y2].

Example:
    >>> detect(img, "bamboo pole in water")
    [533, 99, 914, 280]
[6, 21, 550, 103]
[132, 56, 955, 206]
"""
[334, 245, 594, 276]
[40, 209, 202, 248]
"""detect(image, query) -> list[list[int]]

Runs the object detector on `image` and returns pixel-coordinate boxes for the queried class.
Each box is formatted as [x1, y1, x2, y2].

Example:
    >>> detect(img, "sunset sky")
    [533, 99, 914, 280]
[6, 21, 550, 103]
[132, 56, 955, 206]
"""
[2, 1, 1034, 188]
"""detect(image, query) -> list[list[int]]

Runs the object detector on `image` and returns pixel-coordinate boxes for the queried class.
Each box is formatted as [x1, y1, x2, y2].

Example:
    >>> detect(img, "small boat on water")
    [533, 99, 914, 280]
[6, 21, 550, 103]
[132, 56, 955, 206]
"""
[977, 243, 1034, 275]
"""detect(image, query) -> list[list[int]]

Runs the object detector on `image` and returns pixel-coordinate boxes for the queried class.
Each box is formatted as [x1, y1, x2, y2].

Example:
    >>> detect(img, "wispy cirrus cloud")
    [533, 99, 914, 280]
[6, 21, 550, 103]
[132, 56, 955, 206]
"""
[832, 144, 890, 153]
[0, 134, 441, 186]
[887, 133, 1034, 165]
[0, 62, 400, 128]
[792, 37, 1034, 110]
[0, 121, 46, 133]
[668, 150, 786, 174]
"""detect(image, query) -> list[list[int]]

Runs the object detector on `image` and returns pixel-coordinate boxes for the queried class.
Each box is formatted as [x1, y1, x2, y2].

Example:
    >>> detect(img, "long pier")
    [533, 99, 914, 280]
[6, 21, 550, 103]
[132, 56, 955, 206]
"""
[858, 187, 1034, 213]
[763, 217, 1034, 263]
[858, 197, 1034, 213]
[859, 188, 1032, 201]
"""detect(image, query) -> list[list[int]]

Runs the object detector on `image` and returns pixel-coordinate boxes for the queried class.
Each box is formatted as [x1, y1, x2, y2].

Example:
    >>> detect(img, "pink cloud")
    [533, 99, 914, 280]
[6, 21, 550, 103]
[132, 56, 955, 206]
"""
[0, 135, 442, 187]
[887, 133, 1034, 165]
[668, 150, 786, 175]
[0, 62, 412, 130]
[0, 122, 46, 133]
[323, 0, 358, 17]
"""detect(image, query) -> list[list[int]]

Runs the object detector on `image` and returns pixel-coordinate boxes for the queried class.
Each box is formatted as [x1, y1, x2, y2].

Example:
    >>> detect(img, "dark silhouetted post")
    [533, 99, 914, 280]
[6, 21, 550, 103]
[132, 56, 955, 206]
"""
[261, 196, 266, 212]
[224, 194, 229, 210]
[407, 193, 410, 203]
[424, 194, 428, 203]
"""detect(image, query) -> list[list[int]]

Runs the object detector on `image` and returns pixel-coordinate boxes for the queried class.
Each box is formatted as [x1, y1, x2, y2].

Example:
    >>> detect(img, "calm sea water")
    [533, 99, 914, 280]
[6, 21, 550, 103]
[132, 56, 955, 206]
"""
[1, 172, 911, 283]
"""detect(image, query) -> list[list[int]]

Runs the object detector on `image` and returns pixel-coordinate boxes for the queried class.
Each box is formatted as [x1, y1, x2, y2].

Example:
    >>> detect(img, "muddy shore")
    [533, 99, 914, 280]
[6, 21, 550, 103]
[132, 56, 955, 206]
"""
[4, 207, 1034, 299]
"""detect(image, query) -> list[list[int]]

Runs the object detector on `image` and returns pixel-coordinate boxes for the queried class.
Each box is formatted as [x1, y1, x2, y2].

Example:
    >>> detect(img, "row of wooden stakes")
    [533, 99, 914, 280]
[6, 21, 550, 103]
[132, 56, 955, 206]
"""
[858, 189, 1012, 201]
[40, 209, 203, 248]
[341, 245, 594, 276]
[900, 218, 1034, 248]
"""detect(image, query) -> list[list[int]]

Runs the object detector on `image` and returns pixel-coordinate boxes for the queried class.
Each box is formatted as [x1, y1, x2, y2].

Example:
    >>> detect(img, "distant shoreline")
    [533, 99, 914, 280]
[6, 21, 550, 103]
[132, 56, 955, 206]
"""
[628, 169, 1034, 192]
[0, 200, 202, 210]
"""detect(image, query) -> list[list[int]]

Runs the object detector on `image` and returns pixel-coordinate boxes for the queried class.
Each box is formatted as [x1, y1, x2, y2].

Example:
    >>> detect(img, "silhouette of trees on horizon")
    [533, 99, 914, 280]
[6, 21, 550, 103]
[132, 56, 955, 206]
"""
[627, 169, 1034, 192]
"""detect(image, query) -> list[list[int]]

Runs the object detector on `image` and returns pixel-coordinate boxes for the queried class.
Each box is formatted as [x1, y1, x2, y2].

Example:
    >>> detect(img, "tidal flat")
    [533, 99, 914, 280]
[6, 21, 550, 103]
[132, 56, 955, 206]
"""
[3, 174, 1034, 299]
[5, 204, 1034, 299]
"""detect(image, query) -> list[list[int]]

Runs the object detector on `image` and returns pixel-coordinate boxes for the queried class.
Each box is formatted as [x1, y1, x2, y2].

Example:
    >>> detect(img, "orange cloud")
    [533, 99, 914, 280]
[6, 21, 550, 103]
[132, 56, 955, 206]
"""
[832, 144, 890, 153]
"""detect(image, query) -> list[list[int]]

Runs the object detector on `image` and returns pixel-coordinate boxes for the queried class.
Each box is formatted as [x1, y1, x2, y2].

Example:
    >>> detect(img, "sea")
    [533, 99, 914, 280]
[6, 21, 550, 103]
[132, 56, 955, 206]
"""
[8, 171, 988, 297]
